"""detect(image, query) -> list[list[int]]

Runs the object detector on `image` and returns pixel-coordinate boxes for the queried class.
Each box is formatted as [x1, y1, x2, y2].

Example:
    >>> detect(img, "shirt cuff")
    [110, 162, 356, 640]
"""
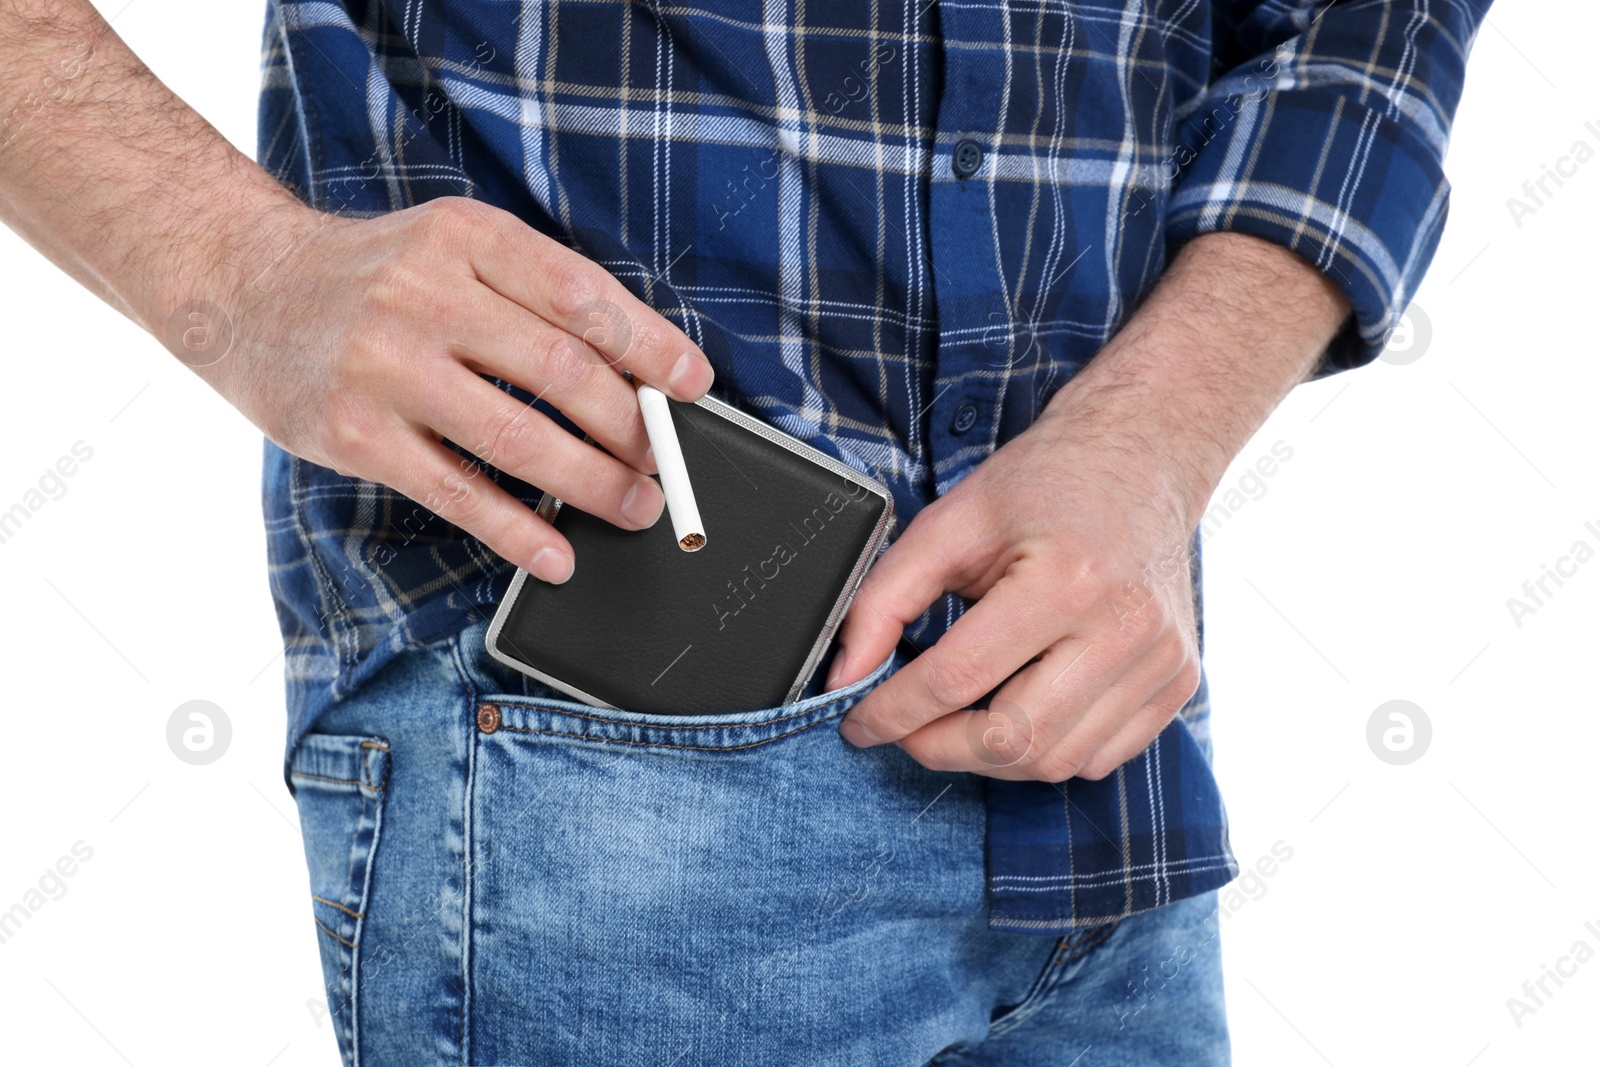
[1164, 85, 1451, 378]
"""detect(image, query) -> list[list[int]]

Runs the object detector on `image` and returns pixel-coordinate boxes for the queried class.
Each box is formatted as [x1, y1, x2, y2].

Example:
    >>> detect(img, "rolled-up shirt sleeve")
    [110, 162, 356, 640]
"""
[1164, 0, 1489, 374]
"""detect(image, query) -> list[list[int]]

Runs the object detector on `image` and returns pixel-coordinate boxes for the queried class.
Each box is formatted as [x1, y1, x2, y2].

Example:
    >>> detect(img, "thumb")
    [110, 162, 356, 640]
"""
[827, 502, 969, 688]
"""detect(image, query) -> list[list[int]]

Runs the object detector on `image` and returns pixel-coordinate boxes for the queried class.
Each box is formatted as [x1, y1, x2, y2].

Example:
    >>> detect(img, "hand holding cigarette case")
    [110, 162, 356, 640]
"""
[485, 394, 894, 714]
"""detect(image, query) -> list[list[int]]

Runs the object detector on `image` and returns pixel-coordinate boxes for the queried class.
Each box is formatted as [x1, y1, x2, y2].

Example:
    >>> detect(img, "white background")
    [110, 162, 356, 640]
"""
[0, 2, 1592, 1064]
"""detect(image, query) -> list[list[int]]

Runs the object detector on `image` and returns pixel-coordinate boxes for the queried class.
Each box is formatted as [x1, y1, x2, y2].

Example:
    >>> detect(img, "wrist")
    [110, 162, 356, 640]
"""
[1042, 232, 1349, 527]
[131, 168, 320, 360]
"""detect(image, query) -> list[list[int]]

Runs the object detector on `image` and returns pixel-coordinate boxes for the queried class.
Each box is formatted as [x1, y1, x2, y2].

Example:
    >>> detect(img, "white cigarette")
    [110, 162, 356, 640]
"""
[636, 383, 706, 551]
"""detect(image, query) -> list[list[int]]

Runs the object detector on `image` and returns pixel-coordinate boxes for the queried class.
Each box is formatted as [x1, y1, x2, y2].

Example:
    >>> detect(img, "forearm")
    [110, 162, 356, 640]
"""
[1044, 231, 1351, 528]
[0, 0, 302, 338]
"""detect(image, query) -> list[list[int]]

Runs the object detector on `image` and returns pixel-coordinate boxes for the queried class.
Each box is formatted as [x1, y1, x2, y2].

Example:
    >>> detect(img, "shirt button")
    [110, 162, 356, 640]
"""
[952, 139, 985, 179]
[951, 402, 979, 434]
[476, 703, 501, 733]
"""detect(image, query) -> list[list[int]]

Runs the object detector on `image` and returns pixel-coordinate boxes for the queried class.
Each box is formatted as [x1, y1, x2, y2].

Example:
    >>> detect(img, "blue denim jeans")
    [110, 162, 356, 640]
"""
[291, 618, 1229, 1066]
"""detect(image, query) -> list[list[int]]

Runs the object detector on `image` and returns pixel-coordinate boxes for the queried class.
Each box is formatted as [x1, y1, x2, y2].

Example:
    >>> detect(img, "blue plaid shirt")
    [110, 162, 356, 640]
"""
[259, 0, 1484, 930]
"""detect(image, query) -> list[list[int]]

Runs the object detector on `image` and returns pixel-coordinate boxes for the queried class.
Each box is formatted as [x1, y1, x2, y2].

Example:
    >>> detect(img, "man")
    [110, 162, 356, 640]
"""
[0, 0, 1485, 1062]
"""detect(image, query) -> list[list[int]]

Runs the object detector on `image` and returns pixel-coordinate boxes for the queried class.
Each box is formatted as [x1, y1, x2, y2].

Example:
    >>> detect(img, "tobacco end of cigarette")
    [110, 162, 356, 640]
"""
[679, 532, 706, 552]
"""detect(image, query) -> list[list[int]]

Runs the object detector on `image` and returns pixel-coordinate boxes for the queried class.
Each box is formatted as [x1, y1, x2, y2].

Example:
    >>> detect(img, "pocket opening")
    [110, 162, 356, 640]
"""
[472, 649, 899, 753]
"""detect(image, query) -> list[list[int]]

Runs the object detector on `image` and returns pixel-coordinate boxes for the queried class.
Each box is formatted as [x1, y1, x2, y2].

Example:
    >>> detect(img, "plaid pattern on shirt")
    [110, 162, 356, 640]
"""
[258, 0, 1485, 929]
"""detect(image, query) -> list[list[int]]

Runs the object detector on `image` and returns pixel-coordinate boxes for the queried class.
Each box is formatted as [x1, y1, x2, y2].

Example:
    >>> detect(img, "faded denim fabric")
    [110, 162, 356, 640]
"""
[293, 617, 1228, 1065]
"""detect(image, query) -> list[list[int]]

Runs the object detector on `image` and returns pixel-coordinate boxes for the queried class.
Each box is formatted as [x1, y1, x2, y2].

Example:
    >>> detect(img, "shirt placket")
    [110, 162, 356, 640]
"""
[924, 3, 1010, 494]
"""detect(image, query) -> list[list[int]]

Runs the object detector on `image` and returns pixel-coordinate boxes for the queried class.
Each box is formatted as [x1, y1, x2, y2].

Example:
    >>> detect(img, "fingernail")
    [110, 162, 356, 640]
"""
[667, 352, 713, 399]
[643, 445, 657, 473]
[825, 653, 848, 690]
[620, 479, 665, 527]
[838, 716, 880, 748]
[530, 547, 574, 584]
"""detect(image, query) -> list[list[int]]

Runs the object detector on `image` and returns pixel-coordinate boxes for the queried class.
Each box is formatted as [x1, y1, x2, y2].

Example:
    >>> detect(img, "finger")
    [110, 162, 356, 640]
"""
[893, 631, 1171, 779]
[978, 589, 1182, 751]
[381, 431, 576, 584]
[1025, 644, 1193, 781]
[463, 205, 715, 401]
[894, 703, 1041, 778]
[1073, 670, 1202, 782]
[839, 574, 1053, 748]
[451, 287, 651, 471]
[887, 635, 1100, 779]
[418, 370, 665, 533]
[977, 631, 1128, 750]
[830, 499, 996, 689]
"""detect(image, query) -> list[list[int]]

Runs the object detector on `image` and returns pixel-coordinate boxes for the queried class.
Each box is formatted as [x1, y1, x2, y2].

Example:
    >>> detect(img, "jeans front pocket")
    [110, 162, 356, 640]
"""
[291, 733, 391, 1067]
[457, 631, 970, 1066]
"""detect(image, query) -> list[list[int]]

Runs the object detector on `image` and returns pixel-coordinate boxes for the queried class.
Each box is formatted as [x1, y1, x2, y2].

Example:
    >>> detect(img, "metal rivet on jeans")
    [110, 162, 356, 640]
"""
[476, 703, 501, 733]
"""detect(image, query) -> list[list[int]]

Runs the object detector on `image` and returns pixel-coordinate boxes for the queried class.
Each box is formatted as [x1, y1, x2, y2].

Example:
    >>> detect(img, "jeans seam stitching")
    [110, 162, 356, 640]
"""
[314, 915, 357, 949]
[490, 715, 841, 751]
[985, 936, 1070, 1038]
[313, 895, 365, 919]
[449, 629, 479, 1067]
[347, 783, 384, 1067]
[988, 920, 1120, 1038]
[1055, 920, 1119, 965]
[483, 698, 853, 731]
[290, 771, 384, 794]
